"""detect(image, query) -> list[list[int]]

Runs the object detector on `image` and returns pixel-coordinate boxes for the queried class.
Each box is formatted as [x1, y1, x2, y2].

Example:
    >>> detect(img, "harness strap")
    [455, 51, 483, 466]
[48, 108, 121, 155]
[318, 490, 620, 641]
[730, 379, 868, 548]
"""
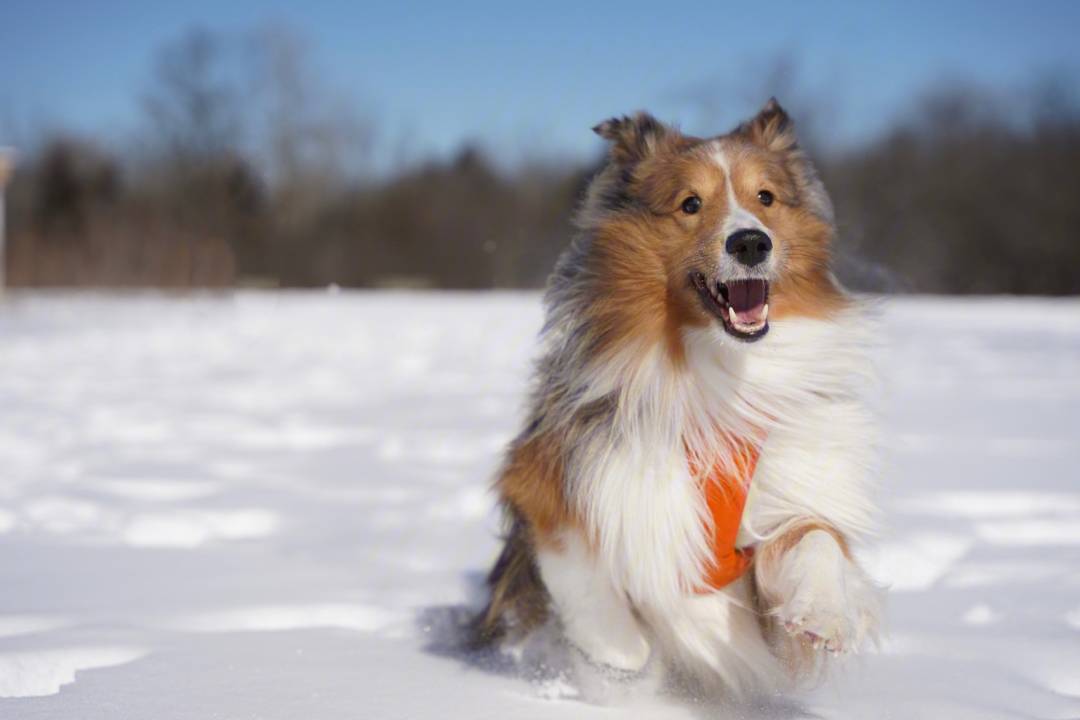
[688, 437, 762, 592]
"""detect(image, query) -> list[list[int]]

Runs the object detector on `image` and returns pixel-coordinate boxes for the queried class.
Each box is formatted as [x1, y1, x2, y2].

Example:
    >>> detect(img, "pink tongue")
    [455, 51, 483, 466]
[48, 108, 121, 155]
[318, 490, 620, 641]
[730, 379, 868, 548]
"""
[727, 280, 766, 321]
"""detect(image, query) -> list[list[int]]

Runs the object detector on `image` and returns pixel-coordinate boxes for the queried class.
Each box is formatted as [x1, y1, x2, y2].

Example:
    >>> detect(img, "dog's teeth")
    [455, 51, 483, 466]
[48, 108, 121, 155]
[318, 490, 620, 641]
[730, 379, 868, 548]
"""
[761, 303, 769, 321]
[728, 307, 739, 323]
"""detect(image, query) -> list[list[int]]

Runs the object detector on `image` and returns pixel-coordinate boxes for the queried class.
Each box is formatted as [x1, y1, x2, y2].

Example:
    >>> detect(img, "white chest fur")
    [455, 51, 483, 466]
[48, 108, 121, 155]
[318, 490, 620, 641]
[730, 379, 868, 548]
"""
[563, 313, 879, 610]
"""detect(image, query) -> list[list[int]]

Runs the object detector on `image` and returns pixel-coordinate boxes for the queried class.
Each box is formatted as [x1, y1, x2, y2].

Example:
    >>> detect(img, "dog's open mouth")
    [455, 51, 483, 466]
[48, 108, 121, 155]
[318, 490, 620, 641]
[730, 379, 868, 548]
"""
[690, 273, 770, 341]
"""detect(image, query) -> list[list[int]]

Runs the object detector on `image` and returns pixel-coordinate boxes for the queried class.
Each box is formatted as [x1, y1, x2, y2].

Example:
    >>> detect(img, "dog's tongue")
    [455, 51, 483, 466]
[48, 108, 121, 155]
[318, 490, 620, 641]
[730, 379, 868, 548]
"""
[727, 280, 767, 323]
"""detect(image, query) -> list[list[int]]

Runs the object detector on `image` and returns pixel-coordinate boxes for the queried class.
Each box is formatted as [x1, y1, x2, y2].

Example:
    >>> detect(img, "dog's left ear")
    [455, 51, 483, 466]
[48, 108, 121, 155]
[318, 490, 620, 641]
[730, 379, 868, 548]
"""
[740, 98, 835, 222]
[738, 98, 798, 153]
[593, 112, 676, 164]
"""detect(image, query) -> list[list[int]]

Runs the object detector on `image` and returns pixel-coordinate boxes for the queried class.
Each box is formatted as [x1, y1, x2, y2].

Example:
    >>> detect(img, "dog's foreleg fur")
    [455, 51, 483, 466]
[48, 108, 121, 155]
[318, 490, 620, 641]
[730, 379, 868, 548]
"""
[753, 521, 884, 675]
[537, 531, 652, 671]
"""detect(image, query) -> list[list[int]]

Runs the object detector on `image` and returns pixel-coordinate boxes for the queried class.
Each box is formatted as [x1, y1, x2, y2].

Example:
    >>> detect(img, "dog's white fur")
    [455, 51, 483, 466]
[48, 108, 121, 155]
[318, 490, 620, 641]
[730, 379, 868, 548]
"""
[535, 304, 883, 692]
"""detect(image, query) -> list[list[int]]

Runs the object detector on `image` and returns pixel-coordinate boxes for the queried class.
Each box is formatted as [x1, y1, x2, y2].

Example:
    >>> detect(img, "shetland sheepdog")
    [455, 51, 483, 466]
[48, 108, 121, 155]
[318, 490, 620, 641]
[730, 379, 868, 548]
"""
[472, 99, 883, 696]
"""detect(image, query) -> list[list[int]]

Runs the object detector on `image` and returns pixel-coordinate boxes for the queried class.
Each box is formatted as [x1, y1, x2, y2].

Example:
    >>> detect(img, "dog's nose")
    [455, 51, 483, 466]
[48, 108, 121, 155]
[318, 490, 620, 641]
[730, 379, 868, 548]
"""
[725, 229, 772, 268]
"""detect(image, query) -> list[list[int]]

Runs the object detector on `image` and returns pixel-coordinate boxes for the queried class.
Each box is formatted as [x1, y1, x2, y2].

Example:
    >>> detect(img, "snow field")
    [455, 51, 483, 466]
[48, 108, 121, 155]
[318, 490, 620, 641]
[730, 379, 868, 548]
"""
[0, 290, 1077, 719]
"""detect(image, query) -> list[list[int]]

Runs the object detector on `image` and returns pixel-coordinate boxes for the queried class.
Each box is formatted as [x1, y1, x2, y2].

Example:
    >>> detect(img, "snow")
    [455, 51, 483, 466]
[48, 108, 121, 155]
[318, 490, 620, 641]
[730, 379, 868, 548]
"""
[0, 290, 1078, 719]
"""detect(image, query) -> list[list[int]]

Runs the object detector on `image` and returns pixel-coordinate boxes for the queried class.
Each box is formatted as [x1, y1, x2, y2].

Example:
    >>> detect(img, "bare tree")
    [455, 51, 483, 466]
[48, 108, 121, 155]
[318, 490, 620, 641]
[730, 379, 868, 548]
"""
[250, 23, 374, 190]
[142, 27, 244, 163]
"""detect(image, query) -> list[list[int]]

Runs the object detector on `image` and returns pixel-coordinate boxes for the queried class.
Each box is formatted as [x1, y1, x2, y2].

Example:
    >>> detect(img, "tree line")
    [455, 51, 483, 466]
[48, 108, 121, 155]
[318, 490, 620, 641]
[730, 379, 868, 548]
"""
[4, 29, 1079, 294]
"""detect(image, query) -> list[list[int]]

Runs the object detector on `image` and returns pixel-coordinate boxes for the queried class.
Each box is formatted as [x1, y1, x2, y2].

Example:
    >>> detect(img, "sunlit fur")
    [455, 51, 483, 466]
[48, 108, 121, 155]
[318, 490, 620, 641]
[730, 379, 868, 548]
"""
[474, 99, 884, 698]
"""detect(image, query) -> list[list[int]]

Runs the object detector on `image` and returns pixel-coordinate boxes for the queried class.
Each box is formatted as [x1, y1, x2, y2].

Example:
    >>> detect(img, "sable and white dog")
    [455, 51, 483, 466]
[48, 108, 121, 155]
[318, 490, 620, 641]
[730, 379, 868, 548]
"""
[472, 99, 883, 695]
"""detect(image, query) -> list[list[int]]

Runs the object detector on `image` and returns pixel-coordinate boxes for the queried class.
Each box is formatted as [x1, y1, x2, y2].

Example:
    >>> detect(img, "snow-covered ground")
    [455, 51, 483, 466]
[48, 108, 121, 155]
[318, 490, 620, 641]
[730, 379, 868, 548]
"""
[0, 290, 1077, 719]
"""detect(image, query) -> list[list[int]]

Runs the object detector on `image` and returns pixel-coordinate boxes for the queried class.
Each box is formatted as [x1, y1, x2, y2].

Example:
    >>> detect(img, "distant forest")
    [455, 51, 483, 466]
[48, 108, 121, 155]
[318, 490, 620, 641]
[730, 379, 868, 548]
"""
[4, 28, 1080, 294]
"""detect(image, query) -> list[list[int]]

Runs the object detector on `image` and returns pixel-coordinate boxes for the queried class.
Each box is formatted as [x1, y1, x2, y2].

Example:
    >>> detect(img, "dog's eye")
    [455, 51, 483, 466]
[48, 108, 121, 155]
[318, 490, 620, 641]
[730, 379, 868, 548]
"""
[757, 190, 774, 207]
[681, 196, 702, 215]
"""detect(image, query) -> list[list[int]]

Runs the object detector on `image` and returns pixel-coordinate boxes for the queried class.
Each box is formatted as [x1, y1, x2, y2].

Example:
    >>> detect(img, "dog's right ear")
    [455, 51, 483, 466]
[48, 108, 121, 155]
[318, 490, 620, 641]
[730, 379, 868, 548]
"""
[593, 112, 675, 164]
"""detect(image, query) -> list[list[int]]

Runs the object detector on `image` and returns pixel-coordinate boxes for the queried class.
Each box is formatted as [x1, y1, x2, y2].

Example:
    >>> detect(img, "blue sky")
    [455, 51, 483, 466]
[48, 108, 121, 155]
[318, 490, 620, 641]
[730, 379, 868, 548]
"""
[2, 0, 1079, 167]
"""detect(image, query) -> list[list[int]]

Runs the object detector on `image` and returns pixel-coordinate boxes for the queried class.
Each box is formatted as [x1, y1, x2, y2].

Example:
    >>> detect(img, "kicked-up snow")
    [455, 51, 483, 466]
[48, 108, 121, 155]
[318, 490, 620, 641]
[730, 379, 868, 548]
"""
[0, 290, 1077, 719]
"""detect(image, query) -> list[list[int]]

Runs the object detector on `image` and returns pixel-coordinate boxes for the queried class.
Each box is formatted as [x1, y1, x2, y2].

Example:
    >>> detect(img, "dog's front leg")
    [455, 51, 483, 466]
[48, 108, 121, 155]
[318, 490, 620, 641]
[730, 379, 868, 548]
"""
[536, 532, 651, 672]
[754, 522, 883, 654]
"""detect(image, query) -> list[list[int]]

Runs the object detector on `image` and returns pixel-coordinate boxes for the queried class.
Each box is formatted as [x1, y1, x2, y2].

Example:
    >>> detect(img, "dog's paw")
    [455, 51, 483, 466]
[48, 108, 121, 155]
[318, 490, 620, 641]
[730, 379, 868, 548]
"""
[567, 641, 659, 705]
[778, 586, 858, 653]
[568, 630, 652, 673]
[772, 530, 883, 655]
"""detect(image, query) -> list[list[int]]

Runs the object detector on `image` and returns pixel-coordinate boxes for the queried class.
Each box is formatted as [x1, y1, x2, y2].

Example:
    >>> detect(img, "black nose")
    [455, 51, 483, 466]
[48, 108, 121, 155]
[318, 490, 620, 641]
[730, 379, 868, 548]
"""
[725, 229, 772, 268]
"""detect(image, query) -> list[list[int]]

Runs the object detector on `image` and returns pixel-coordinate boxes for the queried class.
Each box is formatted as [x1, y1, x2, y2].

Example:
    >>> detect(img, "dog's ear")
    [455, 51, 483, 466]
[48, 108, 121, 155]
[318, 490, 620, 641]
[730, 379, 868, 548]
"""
[739, 98, 834, 222]
[593, 112, 676, 164]
[737, 98, 798, 153]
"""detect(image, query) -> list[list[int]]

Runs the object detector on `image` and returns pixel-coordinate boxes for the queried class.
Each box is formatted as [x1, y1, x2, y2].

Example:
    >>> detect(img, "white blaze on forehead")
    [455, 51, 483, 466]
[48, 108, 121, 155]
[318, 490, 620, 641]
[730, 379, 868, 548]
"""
[711, 143, 768, 238]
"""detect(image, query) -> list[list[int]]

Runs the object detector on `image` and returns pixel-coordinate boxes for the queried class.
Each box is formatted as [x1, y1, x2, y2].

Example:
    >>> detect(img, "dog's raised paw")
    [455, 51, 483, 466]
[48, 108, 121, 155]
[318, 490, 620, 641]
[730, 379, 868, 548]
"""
[771, 530, 883, 655]
[778, 586, 858, 654]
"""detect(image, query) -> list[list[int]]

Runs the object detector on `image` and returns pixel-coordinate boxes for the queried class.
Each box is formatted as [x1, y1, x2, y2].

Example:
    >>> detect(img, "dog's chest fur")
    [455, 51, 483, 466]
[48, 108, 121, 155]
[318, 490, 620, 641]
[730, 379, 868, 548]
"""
[555, 311, 876, 614]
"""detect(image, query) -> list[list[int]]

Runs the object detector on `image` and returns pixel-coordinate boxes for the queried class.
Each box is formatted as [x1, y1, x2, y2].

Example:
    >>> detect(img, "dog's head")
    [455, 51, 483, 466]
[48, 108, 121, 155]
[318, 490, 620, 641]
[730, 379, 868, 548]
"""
[584, 99, 845, 345]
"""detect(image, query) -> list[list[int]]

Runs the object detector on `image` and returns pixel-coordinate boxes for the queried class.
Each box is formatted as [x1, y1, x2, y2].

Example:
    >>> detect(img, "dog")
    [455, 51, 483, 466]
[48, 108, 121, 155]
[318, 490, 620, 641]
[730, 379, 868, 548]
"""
[471, 99, 883, 697]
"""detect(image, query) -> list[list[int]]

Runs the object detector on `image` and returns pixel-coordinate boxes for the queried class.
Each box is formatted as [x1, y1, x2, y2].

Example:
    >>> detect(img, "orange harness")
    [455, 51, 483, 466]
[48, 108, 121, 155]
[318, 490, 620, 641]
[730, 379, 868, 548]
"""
[688, 437, 762, 592]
